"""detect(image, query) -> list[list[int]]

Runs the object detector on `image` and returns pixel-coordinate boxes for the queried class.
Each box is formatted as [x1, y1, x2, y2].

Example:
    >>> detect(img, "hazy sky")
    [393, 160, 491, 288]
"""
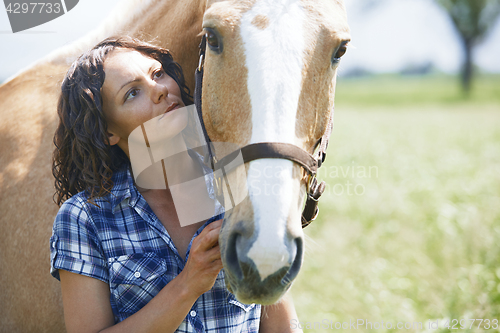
[1, 0, 499, 82]
[342, 0, 500, 74]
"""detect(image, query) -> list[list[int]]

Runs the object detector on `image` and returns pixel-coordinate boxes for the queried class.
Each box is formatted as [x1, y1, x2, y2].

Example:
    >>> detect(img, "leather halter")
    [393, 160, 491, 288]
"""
[194, 35, 333, 228]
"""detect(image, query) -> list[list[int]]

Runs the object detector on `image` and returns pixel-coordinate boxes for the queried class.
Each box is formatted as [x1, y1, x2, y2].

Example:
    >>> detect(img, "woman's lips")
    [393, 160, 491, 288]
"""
[165, 103, 179, 113]
[159, 103, 180, 119]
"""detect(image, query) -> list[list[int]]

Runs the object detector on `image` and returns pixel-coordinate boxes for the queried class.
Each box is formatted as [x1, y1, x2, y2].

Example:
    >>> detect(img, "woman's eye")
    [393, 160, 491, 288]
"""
[153, 69, 164, 79]
[126, 89, 139, 101]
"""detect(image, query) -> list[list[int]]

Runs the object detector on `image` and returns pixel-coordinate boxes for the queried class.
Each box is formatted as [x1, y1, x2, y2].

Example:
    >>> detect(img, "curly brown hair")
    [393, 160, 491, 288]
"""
[52, 36, 193, 206]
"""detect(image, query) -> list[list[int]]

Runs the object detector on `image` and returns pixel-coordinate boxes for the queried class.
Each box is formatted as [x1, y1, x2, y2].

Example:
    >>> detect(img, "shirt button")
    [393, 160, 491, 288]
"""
[190, 310, 196, 317]
[134, 271, 141, 278]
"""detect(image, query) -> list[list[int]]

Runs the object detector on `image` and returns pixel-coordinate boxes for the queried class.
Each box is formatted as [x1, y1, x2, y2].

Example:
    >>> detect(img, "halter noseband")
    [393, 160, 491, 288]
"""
[194, 35, 333, 228]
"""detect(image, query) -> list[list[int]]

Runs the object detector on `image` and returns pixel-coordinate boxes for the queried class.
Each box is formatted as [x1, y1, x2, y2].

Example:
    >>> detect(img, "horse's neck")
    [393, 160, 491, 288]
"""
[0, 0, 207, 175]
[21, 0, 207, 90]
[119, 0, 207, 90]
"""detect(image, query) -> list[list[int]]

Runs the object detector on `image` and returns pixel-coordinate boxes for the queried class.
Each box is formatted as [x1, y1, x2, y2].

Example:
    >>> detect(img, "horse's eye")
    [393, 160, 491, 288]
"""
[332, 42, 348, 65]
[335, 45, 347, 58]
[206, 31, 218, 47]
[205, 28, 223, 54]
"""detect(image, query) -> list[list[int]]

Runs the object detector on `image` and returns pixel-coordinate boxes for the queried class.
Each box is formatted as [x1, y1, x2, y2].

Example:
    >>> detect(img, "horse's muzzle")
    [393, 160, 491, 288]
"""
[222, 226, 303, 305]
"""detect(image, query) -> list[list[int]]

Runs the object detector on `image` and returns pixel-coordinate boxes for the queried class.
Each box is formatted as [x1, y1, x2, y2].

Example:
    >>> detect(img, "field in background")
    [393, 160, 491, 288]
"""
[291, 74, 500, 332]
[334, 73, 500, 108]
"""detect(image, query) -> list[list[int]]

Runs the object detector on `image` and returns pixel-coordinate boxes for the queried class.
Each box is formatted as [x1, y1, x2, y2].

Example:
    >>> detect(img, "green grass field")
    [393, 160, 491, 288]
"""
[290, 74, 500, 332]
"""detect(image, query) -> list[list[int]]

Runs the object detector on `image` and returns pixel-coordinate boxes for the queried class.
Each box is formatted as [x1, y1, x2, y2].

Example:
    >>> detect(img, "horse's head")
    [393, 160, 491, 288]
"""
[201, 0, 350, 304]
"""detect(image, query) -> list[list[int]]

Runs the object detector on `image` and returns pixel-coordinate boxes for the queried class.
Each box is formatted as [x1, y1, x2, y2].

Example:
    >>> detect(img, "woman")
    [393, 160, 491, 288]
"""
[50, 36, 300, 333]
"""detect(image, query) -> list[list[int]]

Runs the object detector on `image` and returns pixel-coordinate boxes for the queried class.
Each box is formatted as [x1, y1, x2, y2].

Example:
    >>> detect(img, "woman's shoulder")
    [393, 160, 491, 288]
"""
[56, 166, 132, 220]
[55, 191, 102, 231]
[57, 191, 92, 215]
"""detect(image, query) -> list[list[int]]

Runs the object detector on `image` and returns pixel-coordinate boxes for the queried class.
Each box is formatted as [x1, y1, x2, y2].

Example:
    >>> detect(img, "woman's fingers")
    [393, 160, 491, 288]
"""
[179, 219, 224, 296]
[211, 258, 223, 272]
[193, 219, 222, 251]
[181, 250, 222, 295]
[206, 244, 221, 262]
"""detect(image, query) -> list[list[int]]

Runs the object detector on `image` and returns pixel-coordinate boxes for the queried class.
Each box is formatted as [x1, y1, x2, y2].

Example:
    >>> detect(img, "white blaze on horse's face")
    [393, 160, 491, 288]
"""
[241, 0, 306, 281]
[203, 0, 350, 304]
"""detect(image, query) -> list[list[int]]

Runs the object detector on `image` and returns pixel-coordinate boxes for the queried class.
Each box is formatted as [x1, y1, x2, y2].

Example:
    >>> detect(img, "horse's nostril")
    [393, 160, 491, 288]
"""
[281, 236, 303, 285]
[226, 233, 243, 280]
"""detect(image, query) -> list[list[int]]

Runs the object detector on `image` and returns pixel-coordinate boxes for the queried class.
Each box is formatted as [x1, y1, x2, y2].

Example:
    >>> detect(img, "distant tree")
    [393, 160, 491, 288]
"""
[436, 0, 500, 93]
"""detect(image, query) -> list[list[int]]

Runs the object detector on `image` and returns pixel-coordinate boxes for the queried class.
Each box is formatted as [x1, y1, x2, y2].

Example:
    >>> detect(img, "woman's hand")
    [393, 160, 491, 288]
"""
[178, 219, 223, 298]
[59, 220, 224, 333]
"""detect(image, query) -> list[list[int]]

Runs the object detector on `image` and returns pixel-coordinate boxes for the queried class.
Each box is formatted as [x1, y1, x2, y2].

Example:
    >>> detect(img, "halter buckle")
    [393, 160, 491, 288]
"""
[306, 174, 317, 194]
[214, 175, 223, 198]
[198, 54, 205, 72]
[311, 206, 320, 221]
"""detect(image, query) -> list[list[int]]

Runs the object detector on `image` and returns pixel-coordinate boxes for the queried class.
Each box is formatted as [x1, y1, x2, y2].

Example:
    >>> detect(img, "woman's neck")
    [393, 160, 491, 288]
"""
[131, 131, 203, 189]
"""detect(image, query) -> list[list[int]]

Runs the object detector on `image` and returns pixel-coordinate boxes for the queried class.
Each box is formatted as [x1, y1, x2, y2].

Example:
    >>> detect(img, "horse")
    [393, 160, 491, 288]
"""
[0, 0, 350, 331]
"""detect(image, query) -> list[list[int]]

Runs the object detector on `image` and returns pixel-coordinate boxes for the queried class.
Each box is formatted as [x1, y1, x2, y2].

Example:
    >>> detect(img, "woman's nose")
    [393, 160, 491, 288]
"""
[151, 82, 168, 103]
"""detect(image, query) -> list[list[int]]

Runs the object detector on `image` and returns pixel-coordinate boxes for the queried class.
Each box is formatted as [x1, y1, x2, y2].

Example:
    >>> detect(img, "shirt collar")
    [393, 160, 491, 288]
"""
[110, 166, 136, 213]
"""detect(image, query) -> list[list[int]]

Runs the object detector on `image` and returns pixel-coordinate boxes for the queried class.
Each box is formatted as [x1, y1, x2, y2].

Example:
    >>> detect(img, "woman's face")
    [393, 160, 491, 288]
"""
[101, 48, 186, 156]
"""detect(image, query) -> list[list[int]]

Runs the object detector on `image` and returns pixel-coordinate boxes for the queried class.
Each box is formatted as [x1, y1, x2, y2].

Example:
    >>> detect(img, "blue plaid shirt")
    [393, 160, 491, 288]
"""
[50, 166, 261, 332]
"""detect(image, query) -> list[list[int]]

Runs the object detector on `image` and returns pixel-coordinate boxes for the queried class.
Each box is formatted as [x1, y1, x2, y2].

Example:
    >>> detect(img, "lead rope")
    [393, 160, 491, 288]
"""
[194, 35, 215, 168]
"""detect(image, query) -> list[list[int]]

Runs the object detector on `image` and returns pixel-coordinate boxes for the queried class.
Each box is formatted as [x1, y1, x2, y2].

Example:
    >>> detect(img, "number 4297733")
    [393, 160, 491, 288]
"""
[442, 319, 498, 330]
[5, 2, 62, 14]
